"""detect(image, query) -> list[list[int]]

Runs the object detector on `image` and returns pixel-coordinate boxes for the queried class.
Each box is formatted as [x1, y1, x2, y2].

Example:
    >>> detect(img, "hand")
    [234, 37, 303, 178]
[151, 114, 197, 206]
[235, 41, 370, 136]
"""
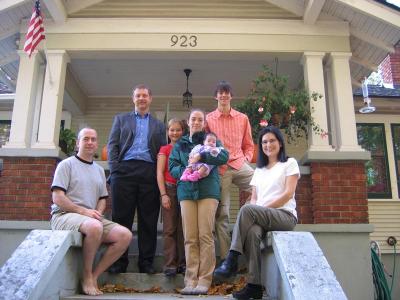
[82, 208, 103, 220]
[188, 153, 200, 165]
[161, 195, 171, 209]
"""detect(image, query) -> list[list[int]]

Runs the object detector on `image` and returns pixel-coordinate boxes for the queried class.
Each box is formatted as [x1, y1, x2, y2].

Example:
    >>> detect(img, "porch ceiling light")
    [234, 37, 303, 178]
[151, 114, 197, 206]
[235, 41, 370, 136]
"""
[359, 79, 375, 114]
[182, 69, 193, 108]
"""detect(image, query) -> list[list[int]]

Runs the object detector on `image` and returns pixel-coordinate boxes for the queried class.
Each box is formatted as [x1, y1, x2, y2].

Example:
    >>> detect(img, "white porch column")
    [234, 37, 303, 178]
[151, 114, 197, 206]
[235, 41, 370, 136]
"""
[32, 50, 70, 150]
[327, 52, 364, 152]
[301, 52, 333, 152]
[3, 51, 43, 149]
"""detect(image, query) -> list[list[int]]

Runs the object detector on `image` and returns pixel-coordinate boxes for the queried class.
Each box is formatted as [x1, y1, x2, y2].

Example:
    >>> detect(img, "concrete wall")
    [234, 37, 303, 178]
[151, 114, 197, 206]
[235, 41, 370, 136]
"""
[1, 221, 390, 300]
[0, 221, 50, 267]
[296, 224, 374, 300]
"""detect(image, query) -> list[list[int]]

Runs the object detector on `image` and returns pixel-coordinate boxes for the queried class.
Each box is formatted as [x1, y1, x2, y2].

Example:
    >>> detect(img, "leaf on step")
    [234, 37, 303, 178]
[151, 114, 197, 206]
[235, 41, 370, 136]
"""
[208, 276, 247, 295]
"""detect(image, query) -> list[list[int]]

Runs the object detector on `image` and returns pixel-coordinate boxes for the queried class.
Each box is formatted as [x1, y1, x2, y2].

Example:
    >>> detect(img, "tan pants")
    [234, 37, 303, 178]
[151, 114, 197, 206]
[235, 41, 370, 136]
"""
[216, 163, 254, 259]
[180, 198, 218, 288]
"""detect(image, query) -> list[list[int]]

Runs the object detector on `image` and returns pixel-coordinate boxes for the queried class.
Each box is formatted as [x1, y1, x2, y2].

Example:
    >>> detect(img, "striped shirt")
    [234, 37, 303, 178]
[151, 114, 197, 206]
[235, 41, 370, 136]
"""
[206, 108, 254, 170]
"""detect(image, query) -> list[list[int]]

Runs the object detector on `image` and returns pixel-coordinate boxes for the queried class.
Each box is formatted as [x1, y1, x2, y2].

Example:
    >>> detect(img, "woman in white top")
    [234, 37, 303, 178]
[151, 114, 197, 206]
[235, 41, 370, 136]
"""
[213, 126, 300, 300]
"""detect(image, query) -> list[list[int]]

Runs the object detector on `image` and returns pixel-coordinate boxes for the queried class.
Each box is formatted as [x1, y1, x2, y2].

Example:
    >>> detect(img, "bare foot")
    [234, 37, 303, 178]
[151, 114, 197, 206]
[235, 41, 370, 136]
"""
[81, 278, 102, 296]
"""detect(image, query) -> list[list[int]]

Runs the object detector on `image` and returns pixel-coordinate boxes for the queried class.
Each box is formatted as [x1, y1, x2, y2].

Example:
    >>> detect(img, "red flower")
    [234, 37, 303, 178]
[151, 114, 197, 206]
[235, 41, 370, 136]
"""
[289, 105, 296, 114]
[258, 107, 264, 113]
[259, 120, 268, 127]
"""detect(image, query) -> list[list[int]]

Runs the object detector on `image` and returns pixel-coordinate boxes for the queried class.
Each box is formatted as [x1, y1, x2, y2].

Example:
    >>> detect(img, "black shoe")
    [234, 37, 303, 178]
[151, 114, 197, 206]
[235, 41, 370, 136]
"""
[232, 284, 263, 300]
[140, 265, 156, 274]
[177, 265, 186, 274]
[213, 258, 238, 281]
[164, 268, 177, 277]
[107, 263, 127, 274]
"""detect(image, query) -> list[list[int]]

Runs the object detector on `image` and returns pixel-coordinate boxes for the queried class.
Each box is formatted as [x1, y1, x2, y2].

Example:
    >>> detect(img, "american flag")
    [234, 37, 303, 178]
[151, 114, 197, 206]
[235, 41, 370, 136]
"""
[24, 0, 45, 57]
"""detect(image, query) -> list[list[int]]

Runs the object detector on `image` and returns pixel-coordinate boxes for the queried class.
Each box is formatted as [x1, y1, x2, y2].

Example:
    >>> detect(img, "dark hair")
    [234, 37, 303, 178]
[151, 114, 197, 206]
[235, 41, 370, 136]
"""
[204, 131, 217, 141]
[187, 108, 206, 121]
[132, 84, 152, 96]
[214, 80, 233, 97]
[256, 126, 288, 168]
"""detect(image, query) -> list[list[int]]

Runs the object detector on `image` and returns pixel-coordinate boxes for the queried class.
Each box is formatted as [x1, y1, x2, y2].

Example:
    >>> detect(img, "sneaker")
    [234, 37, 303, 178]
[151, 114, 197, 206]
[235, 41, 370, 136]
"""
[232, 284, 263, 300]
[187, 170, 201, 182]
[180, 169, 191, 181]
[192, 285, 209, 295]
[180, 286, 195, 295]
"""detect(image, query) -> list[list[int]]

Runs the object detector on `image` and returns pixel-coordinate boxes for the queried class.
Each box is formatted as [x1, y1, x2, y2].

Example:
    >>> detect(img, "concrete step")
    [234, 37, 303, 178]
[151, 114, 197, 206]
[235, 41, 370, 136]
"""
[98, 273, 184, 292]
[61, 293, 231, 300]
[62, 273, 246, 300]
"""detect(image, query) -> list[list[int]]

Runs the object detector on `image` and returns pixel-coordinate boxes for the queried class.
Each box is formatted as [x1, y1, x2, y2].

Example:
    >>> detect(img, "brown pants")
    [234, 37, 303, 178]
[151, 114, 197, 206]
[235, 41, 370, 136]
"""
[162, 184, 185, 271]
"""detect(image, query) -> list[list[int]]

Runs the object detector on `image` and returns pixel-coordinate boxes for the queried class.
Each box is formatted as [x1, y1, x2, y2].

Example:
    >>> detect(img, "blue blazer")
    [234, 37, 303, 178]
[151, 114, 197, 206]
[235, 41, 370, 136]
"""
[107, 111, 166, 174]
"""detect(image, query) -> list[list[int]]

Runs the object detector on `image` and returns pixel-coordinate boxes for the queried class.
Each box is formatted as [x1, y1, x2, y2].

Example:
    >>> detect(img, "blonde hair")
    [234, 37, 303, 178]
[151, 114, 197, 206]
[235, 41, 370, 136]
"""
[167, 118, 184, 130]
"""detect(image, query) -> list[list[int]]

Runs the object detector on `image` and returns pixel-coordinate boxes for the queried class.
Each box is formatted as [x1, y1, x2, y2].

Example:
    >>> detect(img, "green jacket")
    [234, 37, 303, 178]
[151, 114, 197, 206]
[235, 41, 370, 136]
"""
[169, 132, 229, 201]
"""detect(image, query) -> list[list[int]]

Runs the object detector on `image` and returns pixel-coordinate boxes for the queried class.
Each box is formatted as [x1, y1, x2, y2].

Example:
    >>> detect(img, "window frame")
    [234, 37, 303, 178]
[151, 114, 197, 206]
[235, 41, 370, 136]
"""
[357, 123, 392, 199]
[390, 124, 400, 198]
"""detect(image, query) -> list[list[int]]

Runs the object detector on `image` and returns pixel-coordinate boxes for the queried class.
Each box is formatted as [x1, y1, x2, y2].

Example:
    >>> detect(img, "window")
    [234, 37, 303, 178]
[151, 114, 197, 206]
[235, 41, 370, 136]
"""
[357, 123, 391, 199]
[0, 120, 11, 148]
[391, 124, 400, 198]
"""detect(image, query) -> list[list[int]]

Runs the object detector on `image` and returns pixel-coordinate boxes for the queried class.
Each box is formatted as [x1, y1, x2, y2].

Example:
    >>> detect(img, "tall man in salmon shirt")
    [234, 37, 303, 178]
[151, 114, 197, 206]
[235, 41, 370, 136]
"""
[206, 80, 254, 262]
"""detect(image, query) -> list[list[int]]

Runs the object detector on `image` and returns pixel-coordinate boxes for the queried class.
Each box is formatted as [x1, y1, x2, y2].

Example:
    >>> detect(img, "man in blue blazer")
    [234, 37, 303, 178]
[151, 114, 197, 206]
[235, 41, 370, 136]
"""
[107, 84, 166, 274]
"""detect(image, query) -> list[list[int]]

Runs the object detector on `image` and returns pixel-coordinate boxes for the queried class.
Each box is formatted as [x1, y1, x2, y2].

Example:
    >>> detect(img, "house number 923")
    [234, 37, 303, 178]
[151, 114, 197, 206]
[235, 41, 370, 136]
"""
[170, 35, 198, 47]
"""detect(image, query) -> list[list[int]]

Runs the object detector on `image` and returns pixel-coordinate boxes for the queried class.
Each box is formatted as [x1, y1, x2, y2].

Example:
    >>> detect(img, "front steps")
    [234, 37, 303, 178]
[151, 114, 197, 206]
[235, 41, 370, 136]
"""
[62, 273, 247, 300]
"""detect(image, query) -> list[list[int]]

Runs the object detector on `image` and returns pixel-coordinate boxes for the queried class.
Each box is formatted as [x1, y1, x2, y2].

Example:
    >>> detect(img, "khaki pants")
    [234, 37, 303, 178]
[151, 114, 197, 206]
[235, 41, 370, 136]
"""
[230, 204, 297, 285]
[180, 198, 218, 288]
[216, 163, 254, 259]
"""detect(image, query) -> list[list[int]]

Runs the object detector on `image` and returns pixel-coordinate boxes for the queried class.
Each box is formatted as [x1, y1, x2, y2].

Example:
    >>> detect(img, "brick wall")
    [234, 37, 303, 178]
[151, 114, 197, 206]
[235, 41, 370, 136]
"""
[380, 42, 400, 86]
[0, 157, 58, 220]
[296, 175, 313, 224]
[0, 157, 369, 224]
[390, 43, 400, 85]
[310, 161, 368, 224]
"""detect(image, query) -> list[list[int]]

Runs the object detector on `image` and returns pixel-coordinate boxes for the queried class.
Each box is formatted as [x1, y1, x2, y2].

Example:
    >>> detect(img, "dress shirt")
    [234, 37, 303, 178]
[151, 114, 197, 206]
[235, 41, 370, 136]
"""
[123, 112, 153, 162]
[206, 108, 254, 170]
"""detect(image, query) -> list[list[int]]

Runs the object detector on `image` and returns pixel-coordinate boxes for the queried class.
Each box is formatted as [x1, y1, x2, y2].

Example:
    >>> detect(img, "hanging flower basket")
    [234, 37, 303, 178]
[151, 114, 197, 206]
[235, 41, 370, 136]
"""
[235, 65, 327, 143]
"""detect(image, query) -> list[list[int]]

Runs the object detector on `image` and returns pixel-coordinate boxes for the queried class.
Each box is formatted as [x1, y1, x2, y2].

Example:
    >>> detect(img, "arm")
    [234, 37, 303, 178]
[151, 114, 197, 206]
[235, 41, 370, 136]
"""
[96, 198, 106, 215]
[250, 186, 257, 204]
[242, 117, 254, 162]
[264, 175, 299, 208]
[107, 115, 121, 171]
[198, 141, 228, 166]
[169, 144, 187, 179]
[157, 153, 171, 209]
[52, 189, 103, 220]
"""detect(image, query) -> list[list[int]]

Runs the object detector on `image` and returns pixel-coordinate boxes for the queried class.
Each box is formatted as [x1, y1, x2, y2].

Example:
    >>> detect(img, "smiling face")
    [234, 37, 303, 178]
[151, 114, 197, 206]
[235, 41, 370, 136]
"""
[168, 121, 183, 144]
[77, 128, 98, 159]
[215, 90, 232, 110]
[188, 110, 205, 136]
[261, 132, 282, 160]
[133, 88, 152, 114]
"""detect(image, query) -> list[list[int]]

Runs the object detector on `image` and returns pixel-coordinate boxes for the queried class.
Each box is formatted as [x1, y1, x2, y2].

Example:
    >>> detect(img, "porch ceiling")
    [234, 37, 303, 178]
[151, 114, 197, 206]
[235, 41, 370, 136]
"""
[0, 0, 399, 107]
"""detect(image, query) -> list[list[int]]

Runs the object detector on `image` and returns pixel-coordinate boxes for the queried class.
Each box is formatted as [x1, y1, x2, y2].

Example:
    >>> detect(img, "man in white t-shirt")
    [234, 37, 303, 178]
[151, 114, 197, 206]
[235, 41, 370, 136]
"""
[50, 128, 132, 296]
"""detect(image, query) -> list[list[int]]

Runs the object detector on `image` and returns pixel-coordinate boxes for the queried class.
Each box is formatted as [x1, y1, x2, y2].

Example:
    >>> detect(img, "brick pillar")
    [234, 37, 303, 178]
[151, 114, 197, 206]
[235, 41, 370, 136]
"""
[389, 43, 400, 85]
[0, 157, 59, 220]
[296, 175, 313, 224]
[310, 161, 368, 224]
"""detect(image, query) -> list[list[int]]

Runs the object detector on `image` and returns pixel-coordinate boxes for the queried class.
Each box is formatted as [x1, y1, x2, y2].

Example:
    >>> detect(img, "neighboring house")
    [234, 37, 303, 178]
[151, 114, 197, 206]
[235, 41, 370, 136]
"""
[0, 1, 400, 299]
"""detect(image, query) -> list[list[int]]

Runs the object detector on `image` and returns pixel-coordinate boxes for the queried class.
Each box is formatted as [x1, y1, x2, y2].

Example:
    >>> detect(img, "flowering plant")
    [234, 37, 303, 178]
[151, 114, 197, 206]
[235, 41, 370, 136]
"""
[235, 65, 327, 143]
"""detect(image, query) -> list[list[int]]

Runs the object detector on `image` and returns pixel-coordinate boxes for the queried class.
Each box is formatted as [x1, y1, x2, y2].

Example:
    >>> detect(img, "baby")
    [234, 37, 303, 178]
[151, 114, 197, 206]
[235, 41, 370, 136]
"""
[180, 132, 223, 182]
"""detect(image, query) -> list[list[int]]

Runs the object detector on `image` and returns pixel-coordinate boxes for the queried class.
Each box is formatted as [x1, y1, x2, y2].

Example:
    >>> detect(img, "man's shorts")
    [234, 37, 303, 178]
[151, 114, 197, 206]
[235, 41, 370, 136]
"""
[51, 212, 118, 237]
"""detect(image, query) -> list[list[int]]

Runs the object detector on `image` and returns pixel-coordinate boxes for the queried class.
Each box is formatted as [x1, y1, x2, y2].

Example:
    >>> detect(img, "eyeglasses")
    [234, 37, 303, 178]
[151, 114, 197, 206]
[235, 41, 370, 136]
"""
[261, 139, 278, 145]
